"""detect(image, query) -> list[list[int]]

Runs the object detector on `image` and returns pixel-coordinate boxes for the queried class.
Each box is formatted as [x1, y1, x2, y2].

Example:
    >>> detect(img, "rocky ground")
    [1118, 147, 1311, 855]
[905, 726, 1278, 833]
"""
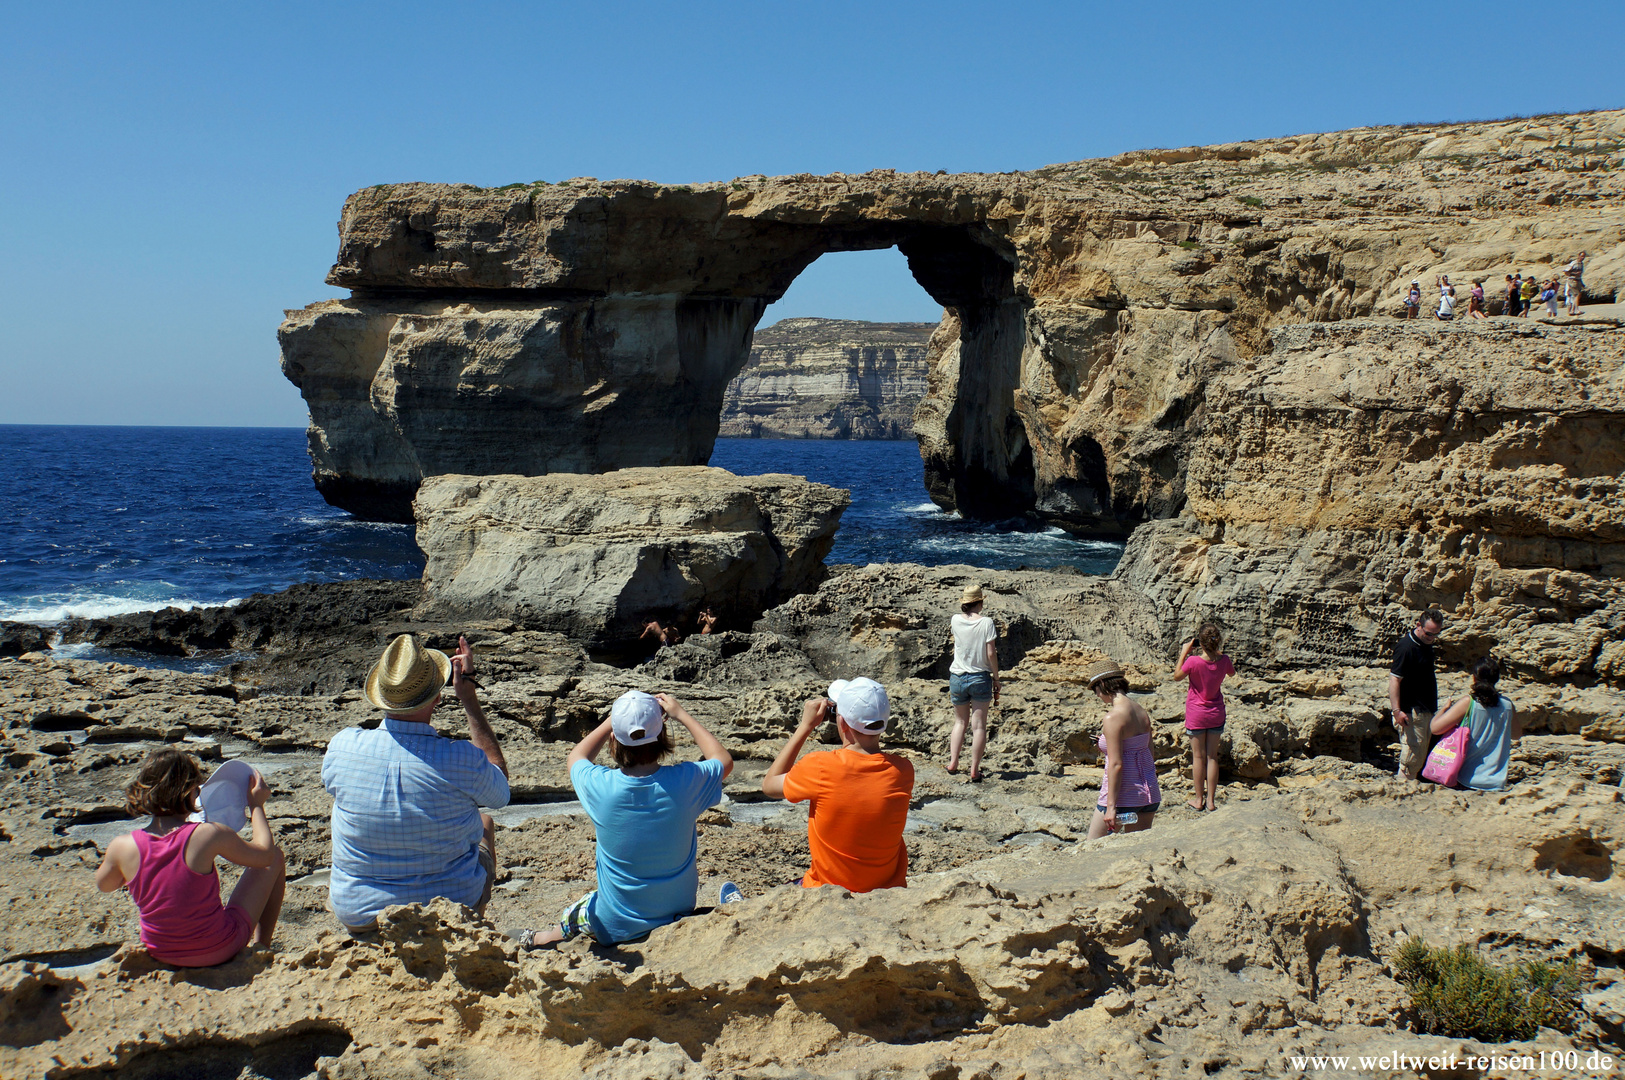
[4, 565, 1625, 1077]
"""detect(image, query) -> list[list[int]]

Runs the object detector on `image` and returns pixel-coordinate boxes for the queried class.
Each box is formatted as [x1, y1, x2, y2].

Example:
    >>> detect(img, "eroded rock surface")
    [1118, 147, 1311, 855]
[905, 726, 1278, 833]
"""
[7, 561, 1625, 1075]
[1113, 318, 1625, 688]
[718, 317, 934, 439]
[283, 111, 1625, 526]
[413, 468, 849, 643]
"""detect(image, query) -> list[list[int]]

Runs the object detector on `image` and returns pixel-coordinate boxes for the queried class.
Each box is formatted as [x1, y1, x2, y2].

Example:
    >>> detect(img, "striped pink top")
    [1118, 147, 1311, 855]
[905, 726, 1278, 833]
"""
[127, 824, 243, 965]
[1097, 730, 1161, 808]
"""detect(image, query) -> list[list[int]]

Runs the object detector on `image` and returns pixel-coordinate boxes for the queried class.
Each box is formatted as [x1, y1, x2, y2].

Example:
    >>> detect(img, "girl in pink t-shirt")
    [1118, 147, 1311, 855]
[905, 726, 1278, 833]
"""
[1175, 623, 1235, 812]
[94, 750, 286, 966]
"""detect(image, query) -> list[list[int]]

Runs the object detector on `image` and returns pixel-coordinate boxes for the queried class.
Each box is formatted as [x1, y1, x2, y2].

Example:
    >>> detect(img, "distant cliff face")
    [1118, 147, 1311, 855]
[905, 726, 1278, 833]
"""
[718, 318, 935, 439]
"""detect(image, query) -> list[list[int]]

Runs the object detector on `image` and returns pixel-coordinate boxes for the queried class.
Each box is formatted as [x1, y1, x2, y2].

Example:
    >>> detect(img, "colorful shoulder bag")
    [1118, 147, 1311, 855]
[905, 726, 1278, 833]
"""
[1420, 702, 1476, 787]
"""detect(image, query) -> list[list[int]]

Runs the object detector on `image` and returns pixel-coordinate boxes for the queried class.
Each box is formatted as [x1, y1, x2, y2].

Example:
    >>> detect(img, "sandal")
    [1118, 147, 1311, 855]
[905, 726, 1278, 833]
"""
[968, 771, 983, 783]
[507, 928, 539, 950]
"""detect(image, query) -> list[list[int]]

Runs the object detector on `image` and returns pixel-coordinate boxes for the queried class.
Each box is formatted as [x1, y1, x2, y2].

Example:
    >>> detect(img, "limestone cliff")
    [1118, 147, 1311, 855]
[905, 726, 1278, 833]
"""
[283, 110, 1623, 527]
[1111, 317, 1625, 688]
[717, 317, 934, 439]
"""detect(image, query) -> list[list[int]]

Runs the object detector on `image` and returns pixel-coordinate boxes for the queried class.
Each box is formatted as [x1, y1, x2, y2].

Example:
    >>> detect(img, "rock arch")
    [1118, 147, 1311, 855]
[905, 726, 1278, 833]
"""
[280, 189, 1038, 525]
[281, 112, 1623, 537]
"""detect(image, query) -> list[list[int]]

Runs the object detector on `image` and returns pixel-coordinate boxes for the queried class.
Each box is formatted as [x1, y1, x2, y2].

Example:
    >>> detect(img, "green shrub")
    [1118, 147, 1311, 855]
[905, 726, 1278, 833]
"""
[1178, 239, 1200, 250]
[1392, 937, 1579, 1041]
[1239, 195, 1265, 207]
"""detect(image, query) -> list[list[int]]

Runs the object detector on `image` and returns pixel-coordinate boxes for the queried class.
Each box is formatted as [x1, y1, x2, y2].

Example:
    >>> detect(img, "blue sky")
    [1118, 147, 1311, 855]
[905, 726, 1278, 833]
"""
[2, 1, 1620, 426]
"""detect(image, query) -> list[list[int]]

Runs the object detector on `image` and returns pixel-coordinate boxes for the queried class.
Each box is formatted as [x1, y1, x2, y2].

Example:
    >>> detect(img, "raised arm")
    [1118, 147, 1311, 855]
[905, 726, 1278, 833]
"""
[1174, 638, 1194, 682]
[568, 718, 615, 769]
[763, 697, 827, 799]
[452, 635, 507, 778]
[655, 694, 733, 778]
[196, 772, 281, 870]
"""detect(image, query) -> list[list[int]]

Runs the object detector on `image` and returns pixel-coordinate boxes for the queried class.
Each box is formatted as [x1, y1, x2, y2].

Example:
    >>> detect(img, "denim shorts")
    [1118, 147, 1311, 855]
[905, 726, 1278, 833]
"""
[949, 671, 994, 705]
[1096, 801, 1161, 815]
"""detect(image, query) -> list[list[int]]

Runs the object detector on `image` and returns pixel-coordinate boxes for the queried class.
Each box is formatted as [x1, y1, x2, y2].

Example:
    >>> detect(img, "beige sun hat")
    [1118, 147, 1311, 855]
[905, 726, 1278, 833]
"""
[960, 584, 985, 605]
[366, 634, 451, 713]
[1084, 658, 1125, 687]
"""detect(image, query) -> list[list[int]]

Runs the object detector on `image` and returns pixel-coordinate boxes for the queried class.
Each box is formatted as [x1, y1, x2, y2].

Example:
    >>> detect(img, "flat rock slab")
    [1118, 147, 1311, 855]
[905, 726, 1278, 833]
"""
[415, 468, 849, 642]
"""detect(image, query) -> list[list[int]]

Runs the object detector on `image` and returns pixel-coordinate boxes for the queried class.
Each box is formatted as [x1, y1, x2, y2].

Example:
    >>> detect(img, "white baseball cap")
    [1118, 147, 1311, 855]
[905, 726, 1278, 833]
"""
[610, 691, 665, 746]
[827, 677, 889, 734]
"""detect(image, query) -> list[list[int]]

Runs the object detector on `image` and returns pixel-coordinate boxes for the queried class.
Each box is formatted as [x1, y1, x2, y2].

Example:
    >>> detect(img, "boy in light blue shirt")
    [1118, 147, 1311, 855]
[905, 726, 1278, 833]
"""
[512, 690, 732, 946]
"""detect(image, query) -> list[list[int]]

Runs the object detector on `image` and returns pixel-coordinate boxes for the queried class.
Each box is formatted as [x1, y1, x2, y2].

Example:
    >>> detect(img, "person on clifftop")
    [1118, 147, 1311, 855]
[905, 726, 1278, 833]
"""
[1565, 252, 1586, 316]
[947, 584, 999, 782]
[1174, 624, 1233, 812]
[1086, 659, 1160, 839]
[1521, 273, 1539, 316]
[322, 633, 509, 934]
[762, 678, 914, 892]
[1388, 610, 1444, 782]
[1435, 275, 1456, 320]
[95, 749, 287, 966]
[511, 690, 732, 947]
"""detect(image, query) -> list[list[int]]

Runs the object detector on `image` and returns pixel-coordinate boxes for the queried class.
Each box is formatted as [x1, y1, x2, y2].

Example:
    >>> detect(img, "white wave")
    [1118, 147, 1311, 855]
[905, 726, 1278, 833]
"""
[290, 513, 413, 532]
[900, 501, 949, 514]
[0, 595, 218, 624]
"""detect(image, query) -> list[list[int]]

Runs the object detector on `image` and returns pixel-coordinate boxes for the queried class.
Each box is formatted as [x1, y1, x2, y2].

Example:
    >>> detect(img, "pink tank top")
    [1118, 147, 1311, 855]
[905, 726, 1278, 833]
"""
[1182, 653, 1234, 729]
[127, 823, 242, 964]
[1097, 729, 1161, 808]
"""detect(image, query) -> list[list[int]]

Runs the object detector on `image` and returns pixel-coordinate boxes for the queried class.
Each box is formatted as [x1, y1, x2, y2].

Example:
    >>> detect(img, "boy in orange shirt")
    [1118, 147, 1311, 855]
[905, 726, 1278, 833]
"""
[762, 678, 914, 892]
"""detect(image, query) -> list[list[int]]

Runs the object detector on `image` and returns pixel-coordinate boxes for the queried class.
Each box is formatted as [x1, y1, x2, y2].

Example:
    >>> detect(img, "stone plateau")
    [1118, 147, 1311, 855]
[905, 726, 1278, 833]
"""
[5, 562, 1625, 1077]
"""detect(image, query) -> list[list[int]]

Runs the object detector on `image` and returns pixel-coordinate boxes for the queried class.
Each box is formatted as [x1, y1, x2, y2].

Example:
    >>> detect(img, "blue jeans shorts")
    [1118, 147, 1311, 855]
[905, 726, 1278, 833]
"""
[949, 671, 994, 705]
[1096, 801, 1162, 815]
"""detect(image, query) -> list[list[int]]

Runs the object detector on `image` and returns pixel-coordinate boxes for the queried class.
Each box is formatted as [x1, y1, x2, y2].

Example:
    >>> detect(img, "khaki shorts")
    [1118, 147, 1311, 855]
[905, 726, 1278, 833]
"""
[338, 837, 497, 936]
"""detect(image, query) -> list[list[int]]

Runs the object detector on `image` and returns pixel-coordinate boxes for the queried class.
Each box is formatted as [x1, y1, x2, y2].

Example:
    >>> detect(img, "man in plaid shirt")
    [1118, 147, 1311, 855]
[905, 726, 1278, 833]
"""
[322, 633, 509, 932]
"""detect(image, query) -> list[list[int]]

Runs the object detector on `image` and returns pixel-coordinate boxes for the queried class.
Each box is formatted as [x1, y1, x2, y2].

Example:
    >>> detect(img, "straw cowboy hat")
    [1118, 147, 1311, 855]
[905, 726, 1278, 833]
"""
[960, 584, 985, 605]
[366, 634, 451, 712]
[1084, 658, 1125, 687]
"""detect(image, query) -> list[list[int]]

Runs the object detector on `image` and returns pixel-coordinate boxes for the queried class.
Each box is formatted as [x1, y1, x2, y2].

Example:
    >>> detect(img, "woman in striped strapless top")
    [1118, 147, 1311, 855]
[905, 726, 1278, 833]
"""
[1085, 658, 1160, 839]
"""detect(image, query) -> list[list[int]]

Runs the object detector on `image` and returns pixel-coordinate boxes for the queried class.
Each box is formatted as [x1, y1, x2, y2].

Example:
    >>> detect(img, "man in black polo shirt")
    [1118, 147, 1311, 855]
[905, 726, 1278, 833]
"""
[1388, 609, 1443, 780]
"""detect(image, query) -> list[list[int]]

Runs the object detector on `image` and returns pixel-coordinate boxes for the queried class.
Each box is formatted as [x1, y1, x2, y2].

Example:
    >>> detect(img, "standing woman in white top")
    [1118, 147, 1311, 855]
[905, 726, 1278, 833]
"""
[947, 584, 1000, 782]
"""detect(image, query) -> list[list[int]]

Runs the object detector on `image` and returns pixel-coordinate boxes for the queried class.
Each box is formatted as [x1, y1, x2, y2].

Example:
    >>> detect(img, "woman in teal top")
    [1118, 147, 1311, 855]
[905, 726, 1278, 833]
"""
[1431, 656, 1521, 791]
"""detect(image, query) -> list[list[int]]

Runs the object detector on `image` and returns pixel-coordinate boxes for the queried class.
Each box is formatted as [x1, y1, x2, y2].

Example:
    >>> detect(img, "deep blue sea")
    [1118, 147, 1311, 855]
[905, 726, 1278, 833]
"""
[0, 426, 1122, 624]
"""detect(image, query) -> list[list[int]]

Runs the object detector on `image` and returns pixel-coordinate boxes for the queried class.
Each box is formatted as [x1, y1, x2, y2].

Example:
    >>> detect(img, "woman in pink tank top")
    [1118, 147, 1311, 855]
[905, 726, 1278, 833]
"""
[1084, 658, 1160, 840]
[1176, 623, 1235, 813]
[95, 750, 287, 967]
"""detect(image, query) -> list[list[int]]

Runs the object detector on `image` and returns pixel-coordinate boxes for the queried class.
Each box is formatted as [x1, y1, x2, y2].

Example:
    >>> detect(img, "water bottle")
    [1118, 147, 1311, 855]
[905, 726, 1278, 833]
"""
[1114, 811, 1138, 831]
